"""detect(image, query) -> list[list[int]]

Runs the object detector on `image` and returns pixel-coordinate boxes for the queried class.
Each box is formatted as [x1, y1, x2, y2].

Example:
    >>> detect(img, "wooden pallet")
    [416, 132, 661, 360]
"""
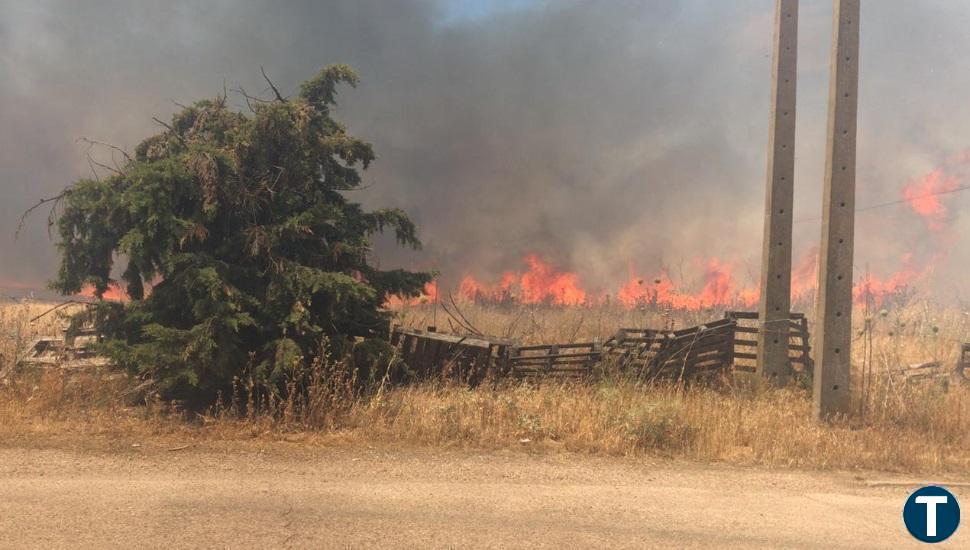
[892, 361, 949, 383]
[389, 326, 514, 384]
[724, 311, 812, 376]
[508, 342, 602, 379]
[602, 318, 737, 381]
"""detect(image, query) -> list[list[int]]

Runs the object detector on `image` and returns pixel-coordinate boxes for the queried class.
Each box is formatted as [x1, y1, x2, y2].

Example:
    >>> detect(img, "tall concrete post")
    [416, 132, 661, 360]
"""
[757, 0, 799, 385]
[814, 0, 860, 419]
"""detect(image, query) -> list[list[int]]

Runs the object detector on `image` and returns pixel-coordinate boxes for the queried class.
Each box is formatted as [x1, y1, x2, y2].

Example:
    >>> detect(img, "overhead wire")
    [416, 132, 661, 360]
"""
[793, 183, 970, 224]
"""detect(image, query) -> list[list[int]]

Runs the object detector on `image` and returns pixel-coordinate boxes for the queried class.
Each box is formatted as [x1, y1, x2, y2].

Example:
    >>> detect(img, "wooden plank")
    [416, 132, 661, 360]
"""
[515, 342, 598, 352]
[608, 336, 664, 344]
[726, 311, 760, 320]
[797, 318, 813, 373]
[430, 339, 443, 371]
[512, 360, 600, 368]
[514, 366, 593, 373]
[735, 340, 808, 351]
[392, 328, 506, 349]
[511, 354, 601, 363]
[510, 351, 604, 361]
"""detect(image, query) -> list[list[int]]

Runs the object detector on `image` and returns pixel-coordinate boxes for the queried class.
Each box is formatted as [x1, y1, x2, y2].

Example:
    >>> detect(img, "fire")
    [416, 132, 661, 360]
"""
[456, 255, 778, 311]
[902, 168, 959, 231]
[59, 246, 935, 312]
[459, 255, 586, 306]
[791, 246, 819, 305]
[386, 280, 438, 307]
[616, 272, 651, 307]
[458, 275, 487, 301]
[441, 247, 929, 311]
[518, 254, 586, 305]
[853, 254, 929, 307]
[459, 272, 516, 303]
[618, 258, 758, 310]
[79, 282, 129, 301]
[696, 258, 748, 307]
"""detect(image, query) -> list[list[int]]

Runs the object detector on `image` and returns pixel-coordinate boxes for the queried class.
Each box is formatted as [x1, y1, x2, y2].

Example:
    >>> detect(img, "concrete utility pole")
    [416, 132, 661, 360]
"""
[757, 0, 799, 385]
[814, 0, 860, 419]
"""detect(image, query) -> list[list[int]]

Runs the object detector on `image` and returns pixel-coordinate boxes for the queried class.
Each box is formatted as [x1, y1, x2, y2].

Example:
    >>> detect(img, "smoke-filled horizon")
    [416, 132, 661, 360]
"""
[2, 1, 970, 302]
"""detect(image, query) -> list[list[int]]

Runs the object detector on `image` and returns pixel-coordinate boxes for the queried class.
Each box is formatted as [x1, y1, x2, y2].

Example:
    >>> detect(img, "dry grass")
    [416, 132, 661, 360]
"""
[2, 298, 969, 474]
[342, 380, 969, 472]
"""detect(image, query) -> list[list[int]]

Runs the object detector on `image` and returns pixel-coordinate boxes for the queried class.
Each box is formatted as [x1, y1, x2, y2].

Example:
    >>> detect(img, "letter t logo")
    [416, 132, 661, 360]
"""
[915, 496, 949, 537]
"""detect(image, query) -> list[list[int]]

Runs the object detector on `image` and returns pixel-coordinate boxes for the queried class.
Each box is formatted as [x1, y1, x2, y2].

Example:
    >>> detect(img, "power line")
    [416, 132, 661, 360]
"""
[793, 183, 970, 224]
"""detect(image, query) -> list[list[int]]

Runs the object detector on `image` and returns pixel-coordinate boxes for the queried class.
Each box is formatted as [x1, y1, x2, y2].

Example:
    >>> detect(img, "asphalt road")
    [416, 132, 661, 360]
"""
[0, 445, 964, 548]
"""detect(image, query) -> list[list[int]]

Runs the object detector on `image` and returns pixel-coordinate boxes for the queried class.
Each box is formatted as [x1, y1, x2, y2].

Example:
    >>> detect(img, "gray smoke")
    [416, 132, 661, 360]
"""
[2, 0, 970, 298]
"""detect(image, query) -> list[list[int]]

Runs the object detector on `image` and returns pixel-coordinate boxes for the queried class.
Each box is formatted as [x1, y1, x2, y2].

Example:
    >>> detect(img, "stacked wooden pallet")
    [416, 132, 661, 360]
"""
[601, 318, 737, 380]
[389, 311, 815, 384]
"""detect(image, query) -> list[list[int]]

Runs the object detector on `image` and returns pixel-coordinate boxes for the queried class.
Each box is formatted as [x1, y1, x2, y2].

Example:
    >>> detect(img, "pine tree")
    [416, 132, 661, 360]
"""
[46, 66, 431, 403]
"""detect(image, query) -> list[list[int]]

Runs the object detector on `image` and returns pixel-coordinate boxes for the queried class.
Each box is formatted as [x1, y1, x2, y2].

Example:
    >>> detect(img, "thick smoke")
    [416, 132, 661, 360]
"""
[2, 1, 970, 300]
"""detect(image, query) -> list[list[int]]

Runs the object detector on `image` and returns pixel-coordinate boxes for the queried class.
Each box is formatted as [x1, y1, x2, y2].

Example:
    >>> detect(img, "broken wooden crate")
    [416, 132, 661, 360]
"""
[389, 326, 515, 383]
[891, 361, 949, 383]
[601, 317, 737, 380]
[389, 326, 603, 381]
[724, 311, 813, 376]
[508, 342, 602, 379]
[17, 325, 112, 373]
[892, 344, 970, 386]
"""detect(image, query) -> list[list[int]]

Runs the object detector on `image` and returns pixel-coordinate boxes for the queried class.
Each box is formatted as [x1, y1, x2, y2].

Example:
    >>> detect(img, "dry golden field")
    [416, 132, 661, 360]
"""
[1, 298, 969, 474]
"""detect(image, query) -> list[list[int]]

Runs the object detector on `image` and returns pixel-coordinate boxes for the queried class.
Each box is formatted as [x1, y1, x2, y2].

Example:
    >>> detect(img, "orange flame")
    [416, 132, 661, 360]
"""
[618, 258, 757, 310]
[79, 282, 129, 302]
[386, 280, 439, 307]
[459, 272, 517, 303]
[791, 246, 819, 305]
[459, 255, 586, 306]
[853, 254, 929, 307]
[902, 169, 959, 231]
[458, 275, 487, 302]
[518, 254, 587, 305]
[449, 247, 929, 311]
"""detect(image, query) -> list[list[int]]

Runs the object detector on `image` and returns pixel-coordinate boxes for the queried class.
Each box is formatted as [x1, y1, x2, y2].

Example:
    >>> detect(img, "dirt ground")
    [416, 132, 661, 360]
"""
[0, 442, 965, 549]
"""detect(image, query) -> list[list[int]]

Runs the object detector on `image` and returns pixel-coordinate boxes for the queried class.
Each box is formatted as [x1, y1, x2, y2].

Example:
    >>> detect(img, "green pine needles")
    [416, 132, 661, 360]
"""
[47, 66, 432, 404]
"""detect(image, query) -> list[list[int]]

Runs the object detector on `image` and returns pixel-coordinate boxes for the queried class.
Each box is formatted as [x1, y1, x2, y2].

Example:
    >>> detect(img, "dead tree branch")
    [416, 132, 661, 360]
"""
[17, 191, 68, 240]
[76, 137, 132, 162]
[231, 86, 273, 113]
[152, 117, 187, 145]
[260, 66, 286, 102]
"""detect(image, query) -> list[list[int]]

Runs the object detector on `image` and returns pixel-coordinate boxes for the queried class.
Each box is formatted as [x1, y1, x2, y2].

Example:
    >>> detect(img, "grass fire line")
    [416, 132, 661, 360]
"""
[388, 251, 925, 311]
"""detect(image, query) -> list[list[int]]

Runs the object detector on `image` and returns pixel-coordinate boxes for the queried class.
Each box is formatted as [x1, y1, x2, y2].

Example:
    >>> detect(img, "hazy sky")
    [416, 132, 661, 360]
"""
[2, 1, 970, 298]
